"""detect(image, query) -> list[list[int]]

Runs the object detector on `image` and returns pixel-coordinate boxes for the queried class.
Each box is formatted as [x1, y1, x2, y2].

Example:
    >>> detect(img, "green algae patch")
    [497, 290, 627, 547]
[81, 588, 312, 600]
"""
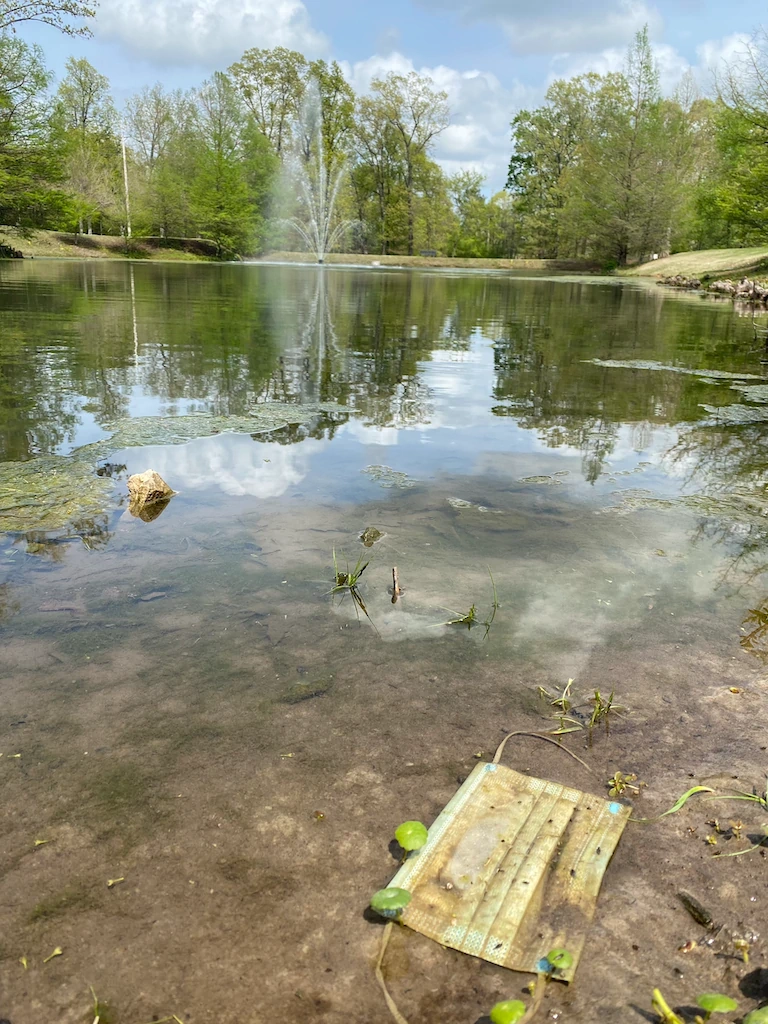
[362, 465, 416, 489]
[77, 403, 351, 461]
[0, 456, 114, 533]
[586, 358, 764, 380]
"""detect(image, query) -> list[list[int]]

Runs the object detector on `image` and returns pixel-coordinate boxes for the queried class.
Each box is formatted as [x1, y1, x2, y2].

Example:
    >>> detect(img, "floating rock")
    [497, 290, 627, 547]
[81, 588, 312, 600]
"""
[127, 470, 175, 521]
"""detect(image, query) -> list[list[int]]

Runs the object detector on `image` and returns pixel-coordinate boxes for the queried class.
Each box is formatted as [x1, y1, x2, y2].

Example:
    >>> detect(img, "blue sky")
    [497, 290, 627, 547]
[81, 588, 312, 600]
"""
[20, 0, 764, 190]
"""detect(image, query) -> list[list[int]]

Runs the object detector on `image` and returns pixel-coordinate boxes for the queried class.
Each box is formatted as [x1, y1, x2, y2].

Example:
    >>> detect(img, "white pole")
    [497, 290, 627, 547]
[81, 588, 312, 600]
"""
[121, 132, 132, 239]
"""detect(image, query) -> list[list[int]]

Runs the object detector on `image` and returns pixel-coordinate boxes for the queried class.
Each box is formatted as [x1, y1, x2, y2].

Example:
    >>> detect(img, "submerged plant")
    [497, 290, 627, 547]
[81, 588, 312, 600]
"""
[370, 887, 412, 920]
[695, 994, 738, 1022]
[441, 567, 499, 638]
[588, 689, 625, 736]
[89, 986, 116, 1024]
[394, 821, 428, 857]
[538, 678, 628, 742]
[608, 771, 643, 797]
[632, 786, 714, 823]
[329, 548, 378, 633]
[445, 603, 478, 629]
[489, 1000, 527, 1024]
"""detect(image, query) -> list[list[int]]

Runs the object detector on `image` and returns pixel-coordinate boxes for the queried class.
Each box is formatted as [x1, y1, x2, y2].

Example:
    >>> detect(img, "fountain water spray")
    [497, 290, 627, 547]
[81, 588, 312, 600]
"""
[284, 80, 356, 263]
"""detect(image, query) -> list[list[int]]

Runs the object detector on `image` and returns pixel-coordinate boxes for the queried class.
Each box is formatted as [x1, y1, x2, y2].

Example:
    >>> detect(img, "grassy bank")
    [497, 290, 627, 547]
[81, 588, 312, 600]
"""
[258, 251, 599, 271]
[624, 246, 768, 280]
[0, 228, 219, 261]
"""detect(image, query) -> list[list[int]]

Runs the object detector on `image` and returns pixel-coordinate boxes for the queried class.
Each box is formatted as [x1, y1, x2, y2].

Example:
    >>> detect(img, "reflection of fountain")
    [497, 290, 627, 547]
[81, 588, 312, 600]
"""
[284, 81, 355, 263]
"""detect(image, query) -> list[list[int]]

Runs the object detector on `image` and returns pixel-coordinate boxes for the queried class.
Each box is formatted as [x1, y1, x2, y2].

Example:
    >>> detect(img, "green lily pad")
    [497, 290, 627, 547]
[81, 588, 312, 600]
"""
[697, 994, 738, 1015]
[394, 820, 428, 852]
[370, 887, 412, 919]
[490, 1000, 527, 1024]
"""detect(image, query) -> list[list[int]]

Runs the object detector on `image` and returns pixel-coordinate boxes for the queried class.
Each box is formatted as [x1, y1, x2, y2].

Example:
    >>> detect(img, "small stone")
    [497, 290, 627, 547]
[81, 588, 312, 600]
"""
[127, 470, 174, 521]
[139, 591, 167, 602]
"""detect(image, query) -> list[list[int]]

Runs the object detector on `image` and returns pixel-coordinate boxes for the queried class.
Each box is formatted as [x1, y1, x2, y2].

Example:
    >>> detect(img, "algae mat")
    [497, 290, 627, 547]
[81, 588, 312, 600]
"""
[388, 761, 630, 981]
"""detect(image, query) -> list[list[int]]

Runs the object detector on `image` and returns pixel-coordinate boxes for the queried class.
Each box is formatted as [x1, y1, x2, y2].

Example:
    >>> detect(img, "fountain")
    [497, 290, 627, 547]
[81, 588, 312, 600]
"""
[284, 79, 356, 263]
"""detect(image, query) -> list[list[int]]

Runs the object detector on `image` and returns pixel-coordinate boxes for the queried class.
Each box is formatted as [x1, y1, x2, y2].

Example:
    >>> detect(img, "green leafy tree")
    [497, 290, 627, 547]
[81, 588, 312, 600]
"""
[54, 57, 120, 233]
[228, 46, 307, 156]
[0, 35, 64, 228]
[190, 72, 253, 255]
[370, 71, 450, 255]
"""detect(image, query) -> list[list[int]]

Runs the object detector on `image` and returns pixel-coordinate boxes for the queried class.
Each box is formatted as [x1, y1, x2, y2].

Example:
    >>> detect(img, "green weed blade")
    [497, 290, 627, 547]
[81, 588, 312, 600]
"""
[632, 786, 714, 823]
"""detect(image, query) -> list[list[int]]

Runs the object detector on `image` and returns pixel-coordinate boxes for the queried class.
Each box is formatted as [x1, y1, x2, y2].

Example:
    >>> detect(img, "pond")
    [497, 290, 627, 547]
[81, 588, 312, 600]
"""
[1, 260, 767, 1024]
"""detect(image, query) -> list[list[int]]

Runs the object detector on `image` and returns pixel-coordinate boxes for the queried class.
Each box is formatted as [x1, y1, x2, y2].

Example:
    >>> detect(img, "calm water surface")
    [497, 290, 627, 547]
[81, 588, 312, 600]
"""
[1, 261, 767, 1023]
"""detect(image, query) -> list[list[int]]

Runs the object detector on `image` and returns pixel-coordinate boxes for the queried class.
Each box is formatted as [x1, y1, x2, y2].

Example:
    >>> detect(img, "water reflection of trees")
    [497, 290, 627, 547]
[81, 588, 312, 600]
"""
[0, 262, 763, 480]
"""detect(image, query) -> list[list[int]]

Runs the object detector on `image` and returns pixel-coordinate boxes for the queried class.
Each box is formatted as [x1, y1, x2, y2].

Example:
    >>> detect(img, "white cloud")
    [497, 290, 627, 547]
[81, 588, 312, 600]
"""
[414, 0, 662, 55]
[343, 52, 535, 192]
[95, 0, 326, 67]
[132, 433, 326, 498]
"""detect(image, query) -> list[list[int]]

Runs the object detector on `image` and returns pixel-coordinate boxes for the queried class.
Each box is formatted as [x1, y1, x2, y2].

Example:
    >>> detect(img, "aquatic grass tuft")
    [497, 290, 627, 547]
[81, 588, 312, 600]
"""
[329, 548, 378, 634]
[440, 567, 499, 639]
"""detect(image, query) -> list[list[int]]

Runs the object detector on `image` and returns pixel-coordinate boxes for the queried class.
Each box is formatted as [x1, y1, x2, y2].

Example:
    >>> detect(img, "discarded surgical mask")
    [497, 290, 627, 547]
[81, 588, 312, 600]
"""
[386, 753, 630, 981]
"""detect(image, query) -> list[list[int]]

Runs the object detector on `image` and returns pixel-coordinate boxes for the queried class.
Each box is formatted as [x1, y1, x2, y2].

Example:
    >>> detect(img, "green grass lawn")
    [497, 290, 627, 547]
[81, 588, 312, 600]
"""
[625, 246, 768, 279]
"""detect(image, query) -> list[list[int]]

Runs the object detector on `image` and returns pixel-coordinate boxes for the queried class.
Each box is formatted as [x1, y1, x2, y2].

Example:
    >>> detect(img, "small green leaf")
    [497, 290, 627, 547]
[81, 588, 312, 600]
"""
[489, 999, 527, 1024]
[370, 887, 412, 919]
[696, 994, 738, 1015]
[546, 948, 573, 972]
[394, 820, 428, 852]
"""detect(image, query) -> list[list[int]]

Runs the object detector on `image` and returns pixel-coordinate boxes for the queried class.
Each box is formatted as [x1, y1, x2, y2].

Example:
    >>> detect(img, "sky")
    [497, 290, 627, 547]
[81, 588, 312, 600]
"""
[20, 0, 765, 191]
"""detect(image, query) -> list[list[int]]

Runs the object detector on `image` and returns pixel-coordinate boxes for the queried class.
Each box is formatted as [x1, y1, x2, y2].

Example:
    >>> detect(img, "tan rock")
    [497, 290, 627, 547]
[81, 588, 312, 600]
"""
[127, 470, 175, 520]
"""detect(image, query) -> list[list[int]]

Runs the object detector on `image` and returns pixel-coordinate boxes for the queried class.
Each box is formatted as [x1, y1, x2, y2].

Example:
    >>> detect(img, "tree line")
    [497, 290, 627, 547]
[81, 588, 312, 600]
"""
[508, 27, 768, 266]
[3, 19, 768, 262]
[0, 35, 516, 257]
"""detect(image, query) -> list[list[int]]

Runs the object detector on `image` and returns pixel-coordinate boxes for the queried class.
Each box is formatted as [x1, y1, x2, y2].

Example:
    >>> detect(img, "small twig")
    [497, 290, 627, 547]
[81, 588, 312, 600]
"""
[391, 567, 403, 604]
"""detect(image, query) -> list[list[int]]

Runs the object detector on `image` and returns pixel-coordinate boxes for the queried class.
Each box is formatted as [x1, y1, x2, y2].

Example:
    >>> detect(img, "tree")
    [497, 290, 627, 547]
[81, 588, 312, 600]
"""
[55, 57, 119, 233]
[508, 75, 597, 257]
[55, 56, 115, 137]
[370, 71, 450, 255]
[0, 34, 63, 228]
[125, 83, 177, 170]
[308, 58, 355, 159]
[228, 46, 307, 156]
[190, 72, 253, 255]
[0, 0, 95, 36]
[698, 30, 768, 244]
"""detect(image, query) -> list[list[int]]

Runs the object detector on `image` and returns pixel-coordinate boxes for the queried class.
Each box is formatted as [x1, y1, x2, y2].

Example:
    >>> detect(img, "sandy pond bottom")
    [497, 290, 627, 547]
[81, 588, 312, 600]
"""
[0, 460, 767, 1024]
